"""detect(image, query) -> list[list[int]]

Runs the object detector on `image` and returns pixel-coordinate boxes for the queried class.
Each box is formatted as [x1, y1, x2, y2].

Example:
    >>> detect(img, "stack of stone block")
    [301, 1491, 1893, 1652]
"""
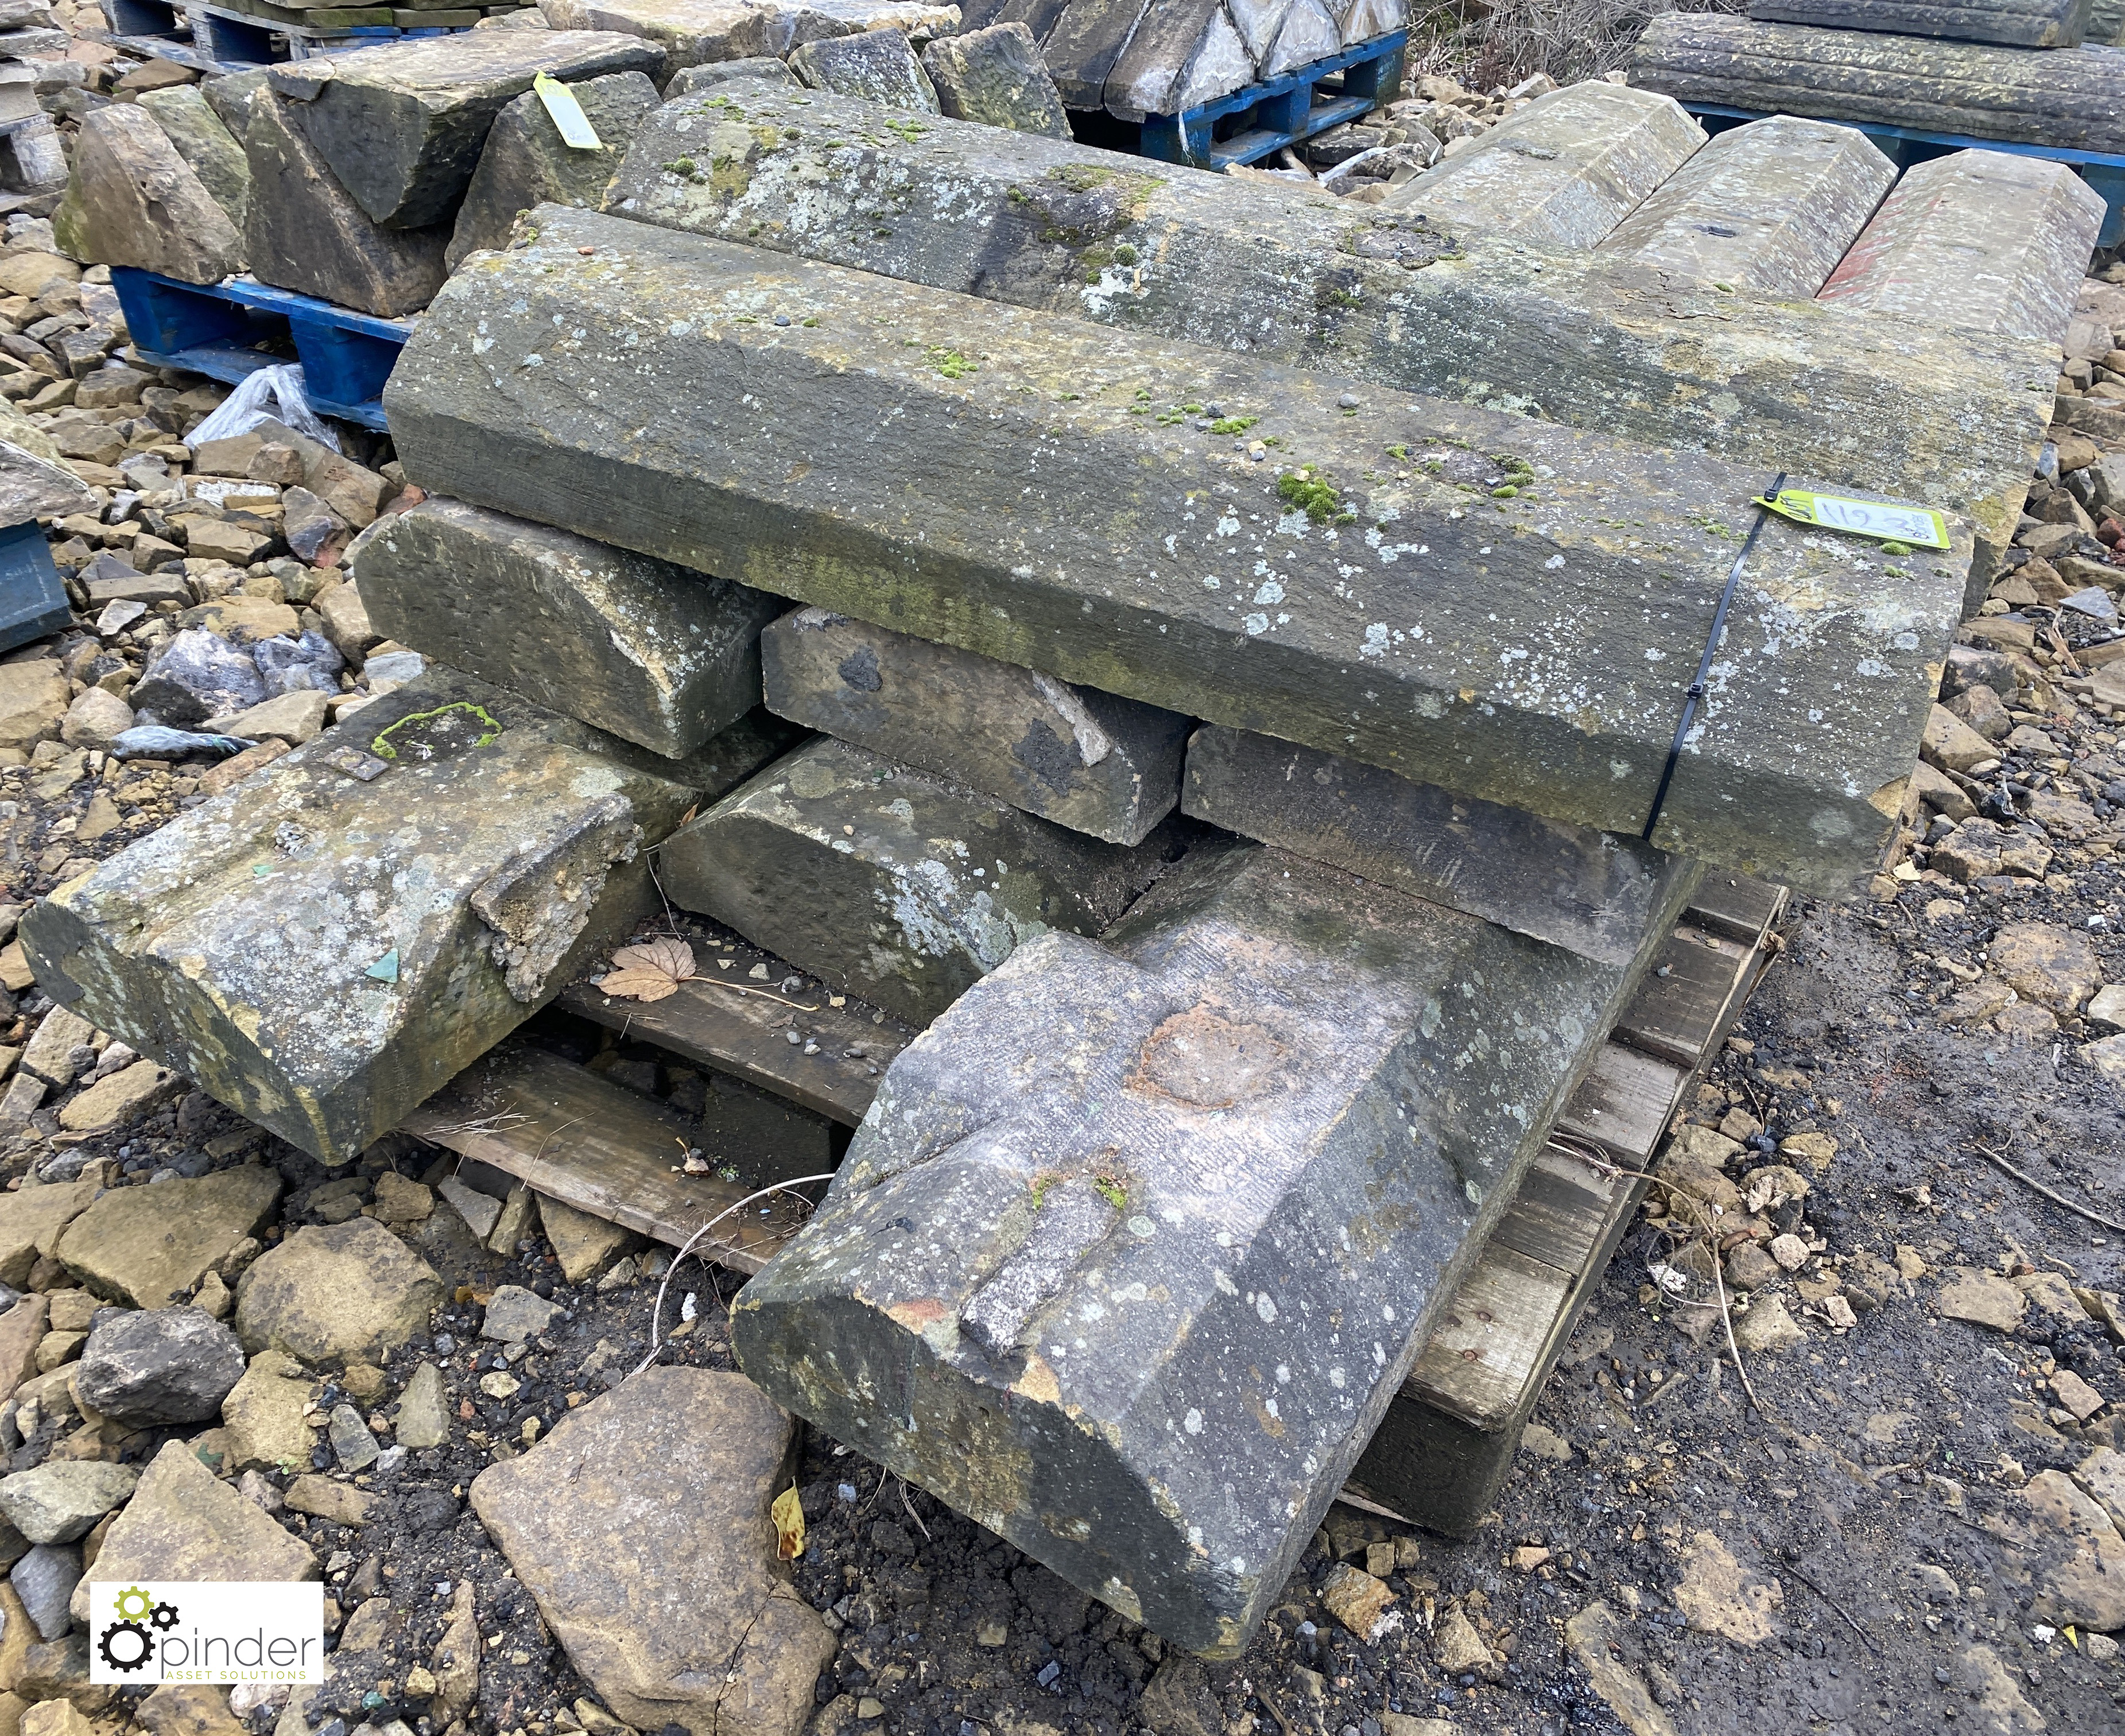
[0, 0, 68, 201]
[16, 65, 2103, 1661]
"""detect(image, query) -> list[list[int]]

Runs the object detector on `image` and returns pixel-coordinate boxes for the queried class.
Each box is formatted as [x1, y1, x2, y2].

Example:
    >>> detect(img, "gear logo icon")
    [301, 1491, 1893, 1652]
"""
[150, 1602, 179, 1631]
[112, 1586, 154, 1622]
[98, 1619, 153, 1674]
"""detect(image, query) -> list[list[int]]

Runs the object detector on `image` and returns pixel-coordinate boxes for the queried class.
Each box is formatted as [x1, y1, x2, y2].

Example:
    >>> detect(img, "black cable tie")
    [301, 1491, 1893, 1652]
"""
[1641, 472, 1787, 846]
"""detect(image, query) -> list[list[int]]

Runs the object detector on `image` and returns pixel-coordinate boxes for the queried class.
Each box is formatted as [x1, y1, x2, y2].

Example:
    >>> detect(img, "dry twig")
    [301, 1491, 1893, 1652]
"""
[1975, 1138, 2125, 1234]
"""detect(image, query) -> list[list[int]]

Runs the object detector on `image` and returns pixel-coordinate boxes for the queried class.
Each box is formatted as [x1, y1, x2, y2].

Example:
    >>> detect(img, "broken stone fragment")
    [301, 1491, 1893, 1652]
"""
[789, 24, 939, 109]
[266, 30, 664, 230]
[52, 104, 244, 286]
[136, 84, 251, 233]
[1595, 114, 1895, 297]
[733, 840, 1670, 1656]
[351, 497, 782, 758]
[236, 1217, 444, 1365]
[760, 606, 1188, 844]
[601, 82, 2049, 578]
[389, 205, 1969, 893]
[242, 94, 448, 319]
[1181, 724, 1694, 966]
[19, 670, 759, 1162]
[73, 1307, 246, 1426]
[1818, 148, 2105, 344]
[921, 23, 1070, 137]
[657, 735, 1189, 1025]
[445, 69, 660, 270]
[1382, 80, 1706, 247]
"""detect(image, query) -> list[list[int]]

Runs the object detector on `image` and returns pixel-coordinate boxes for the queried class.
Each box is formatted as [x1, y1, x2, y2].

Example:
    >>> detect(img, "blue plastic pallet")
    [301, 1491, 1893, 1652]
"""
[104, 0, 471, 71]
[0, 520, 72, 654]
[1686, 102, 2125, 250]
[1139, 30, 1409, 172]
[110, 267, 410, 431]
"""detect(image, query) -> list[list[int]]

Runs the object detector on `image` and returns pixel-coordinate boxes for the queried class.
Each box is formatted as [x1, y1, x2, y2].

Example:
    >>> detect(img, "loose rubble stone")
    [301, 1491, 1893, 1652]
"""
[1938, 1268, 2027, 1331]
[659, 737, 1185, 1025]
[1731, 1296, 1806, 1355]
[1675, 1530, 1782, 1643]
[369, 1172, 430, 1224]
[129, 627, 265, 729]
[241, 94, 449, 320]
[73, 1306, 246, 1425]
[354, 498, 781, 759]
[535, 1196, 638, 1285]
[21, 672, 732, 1162]
[58, 1061, 180, 1133]
[1990, 921, 2101, 1013]
[10, 1545, 77, 1644]
[0, 1463, 139, 1546]
[135, 84, 250, 231]
[53, 104, 243, 286]
[471, 1367, 833, 1736]
[788, 25, 939, 109]
[1383, 81, 1705, 246]
[57, 689, 131, 753]
[67, 1440, 312, 1627]
[1182, 724, 1696, 965]
[436, 1176, 502, 1241]
[734, 842, 1662, 1656]
[327, 1403, 378, 1471]
[1320, 1564, 1399, 1642]
[390, 206, 1969, 894]
[394, 1361, 449, 1450]
[479, 1284, 556, 1344]
[55, 1165, 281, 1309]
[235, 1218, 443, 1367]
[1595, 114, 1895, 296]
[760, 607, 1189, 846]
[446, 69, 660, 269]
[0, 1299, 46, 1407]
[282, 1475, 371, 1527]
[0, 1180, 99, 1289]
[921, 23, 1069, 137]
[2019, 1468, 2125, 1630]
[267, 29, 663, 228]
[220, 1350, 319, 1472]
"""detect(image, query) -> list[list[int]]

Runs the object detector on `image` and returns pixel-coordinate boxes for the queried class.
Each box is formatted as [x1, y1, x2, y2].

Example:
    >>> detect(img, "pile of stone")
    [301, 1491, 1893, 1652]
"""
[1290, 68, 1557, 201]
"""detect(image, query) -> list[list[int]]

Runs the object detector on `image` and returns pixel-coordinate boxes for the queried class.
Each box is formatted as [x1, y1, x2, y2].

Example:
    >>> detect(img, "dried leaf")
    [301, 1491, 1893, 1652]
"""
[612, 936, 696, 982]
[772, 1483, 805, 1560]
[600, 967, 681, 1003]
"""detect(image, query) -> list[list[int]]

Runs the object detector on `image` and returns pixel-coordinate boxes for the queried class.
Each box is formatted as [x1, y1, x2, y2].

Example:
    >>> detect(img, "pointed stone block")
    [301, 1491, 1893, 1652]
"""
[1817, 148, 2106, 345]
[137, 85, 251, 232]
[732, 842, 1678, 1656]
[1181, 724, 1693, 966]
[1103, 0, 1223, 119]
[922, 22, 1071, 137]
[17, 671, 770, 1162]
[242, 93, 449, 318]
[1043, 0, 1160, 110]
[447, 69, 660, 269]
[266, 29, 663, 229]
[602, 82, 2046, 576]
[1259, 0, 1338, 78]
[386, 205, 1973, 894]
[55, 104, 243, 286]
[788, 25, 940, 110]
[657, 736, 1188, 1024]
[1383, 80, 1704, 248]
[349, 496, 784, 758]
[761, 607, 1188, 844]
[1596, 114, 1894, 297]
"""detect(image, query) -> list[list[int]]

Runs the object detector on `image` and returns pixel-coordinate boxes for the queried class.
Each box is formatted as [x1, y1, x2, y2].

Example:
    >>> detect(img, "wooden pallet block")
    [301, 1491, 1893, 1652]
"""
[1343, 874, 1786, 1537]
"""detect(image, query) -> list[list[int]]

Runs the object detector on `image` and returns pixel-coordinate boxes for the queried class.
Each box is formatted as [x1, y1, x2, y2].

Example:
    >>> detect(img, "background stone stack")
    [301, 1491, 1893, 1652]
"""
[0, 1, 69, 201]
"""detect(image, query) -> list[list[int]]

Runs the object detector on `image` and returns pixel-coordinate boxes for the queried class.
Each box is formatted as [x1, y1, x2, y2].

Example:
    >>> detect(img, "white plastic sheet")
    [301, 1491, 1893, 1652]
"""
[186, 362, 342, 454]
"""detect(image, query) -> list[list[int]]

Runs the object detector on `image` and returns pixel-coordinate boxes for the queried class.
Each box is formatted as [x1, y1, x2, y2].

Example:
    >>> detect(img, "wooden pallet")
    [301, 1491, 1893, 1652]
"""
[108, 267, 411, 430]
[1343, 873, 1787, 1536]
[1137, 30, 1408, 170]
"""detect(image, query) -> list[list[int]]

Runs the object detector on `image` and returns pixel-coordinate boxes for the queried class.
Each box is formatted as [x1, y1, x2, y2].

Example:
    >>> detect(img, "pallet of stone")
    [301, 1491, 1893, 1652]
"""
[109, 266, 410, 429]
[103, 0, 479, 68]
[1134, 25, 1406, 169]
[1346, 873, 1787, 1537]
[400, 1041, 817, 1274]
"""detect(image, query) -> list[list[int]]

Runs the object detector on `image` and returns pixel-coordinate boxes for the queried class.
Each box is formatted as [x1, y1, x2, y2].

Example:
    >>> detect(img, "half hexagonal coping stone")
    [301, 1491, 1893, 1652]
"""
[74, 1306, 246, 1425]
[657, 737, 1192, 1026]
[65, 1440, 313, 1629]
[1593, 115, 1895, 297]
[1817, 149, 2107, 344]
[0, 1176, 100, 1291]
[242, 92, 448, 320]
[760, 607, 1189, 844]
[52, 104, 244, 287]
[732, 842, 1676, 1657]
[604, 83, 2051, 577]
[470, 1367, 833, 1736]
[264, 30, 664, 230]
[1180, 724, 1696, 967]
[20, 672, 780, 1164]
[1381, 81, 1706, 247]
[445, 69, 661, 270]
[386, 206, 1972, 893]
[235, 1218, 445, 1366]
[55, 1166, 282, 1309]
[350, 498, 784, 760]
[1747, 1, 2093, 49]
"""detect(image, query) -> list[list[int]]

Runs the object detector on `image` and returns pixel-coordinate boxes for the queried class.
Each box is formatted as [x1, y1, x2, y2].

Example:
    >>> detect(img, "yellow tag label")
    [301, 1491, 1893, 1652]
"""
[533, 71, 603, 150]
[1753, 487, 1950, 551]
